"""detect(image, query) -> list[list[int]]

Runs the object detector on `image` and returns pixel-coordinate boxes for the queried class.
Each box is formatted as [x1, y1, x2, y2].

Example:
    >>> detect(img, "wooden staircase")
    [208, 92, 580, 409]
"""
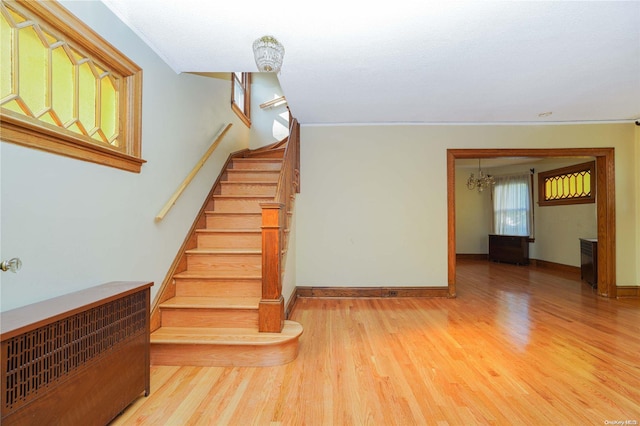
[150, 145, 303, 367]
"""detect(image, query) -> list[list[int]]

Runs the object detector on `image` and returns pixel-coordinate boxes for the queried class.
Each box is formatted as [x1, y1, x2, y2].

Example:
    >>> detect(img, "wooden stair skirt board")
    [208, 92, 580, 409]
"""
[151, 144, 302, 368]
[150, 321, 303, 367]
[295, 286, 451, 298]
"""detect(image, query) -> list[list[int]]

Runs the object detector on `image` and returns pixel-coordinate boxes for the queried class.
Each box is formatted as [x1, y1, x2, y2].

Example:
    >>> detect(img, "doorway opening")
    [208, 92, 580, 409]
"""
[447, 148, 615, 298]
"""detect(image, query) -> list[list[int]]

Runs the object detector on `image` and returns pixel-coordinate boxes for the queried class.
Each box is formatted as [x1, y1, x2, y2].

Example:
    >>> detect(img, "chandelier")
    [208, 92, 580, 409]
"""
[466, 159, 495, 192]
[253, 35, 285, 73]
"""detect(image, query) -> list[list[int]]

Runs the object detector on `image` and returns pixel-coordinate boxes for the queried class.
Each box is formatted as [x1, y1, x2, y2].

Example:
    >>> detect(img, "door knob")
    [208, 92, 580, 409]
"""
[1, 258, 22, 273]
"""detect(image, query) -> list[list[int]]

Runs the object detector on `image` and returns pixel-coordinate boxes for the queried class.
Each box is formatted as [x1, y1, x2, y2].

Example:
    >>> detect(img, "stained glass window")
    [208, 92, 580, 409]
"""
[0, 1, 143, 172]
[538, 161, 595, 206]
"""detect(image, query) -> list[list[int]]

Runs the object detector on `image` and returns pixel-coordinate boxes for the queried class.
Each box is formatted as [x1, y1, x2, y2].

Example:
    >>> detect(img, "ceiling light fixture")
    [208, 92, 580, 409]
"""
[253, 35, 285, 73]
[466, 159, 495, 193]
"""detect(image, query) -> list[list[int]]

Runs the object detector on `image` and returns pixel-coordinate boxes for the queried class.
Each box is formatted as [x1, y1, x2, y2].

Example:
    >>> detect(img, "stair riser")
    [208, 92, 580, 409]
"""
[230, 160, 282, 170]
[186, 254, 261, 275]
[224, 171, 280, 182]
[218, 183, 277, 196]
[196, 233, 261, 249]
[150, 340, 299, 367]
[175, 279, 261, 298]
[205, 214, 262, 229]
[211, 198, 269, 213]
[160, 308, 258, 328]
[250, 150, 285, 159]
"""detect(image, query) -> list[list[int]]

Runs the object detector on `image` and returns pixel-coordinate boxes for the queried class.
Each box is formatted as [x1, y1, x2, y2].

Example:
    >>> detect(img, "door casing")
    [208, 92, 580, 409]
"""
[447, 148, 616, 298]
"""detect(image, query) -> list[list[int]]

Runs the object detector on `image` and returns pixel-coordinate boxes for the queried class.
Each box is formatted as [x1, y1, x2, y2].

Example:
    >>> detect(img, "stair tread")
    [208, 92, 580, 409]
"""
[151, 321, 303, 346]
[233, 158, 282, 162]
[212, 194, 273, 199]
[227, 169, 279, 173]
[220, 181, 277, 185]
[186, 248, 261, 254]
[195, 228, 261, 234]
[204, 212, 261, 215]
[173, 271, 261, 279]
[160, 296, 260, 309]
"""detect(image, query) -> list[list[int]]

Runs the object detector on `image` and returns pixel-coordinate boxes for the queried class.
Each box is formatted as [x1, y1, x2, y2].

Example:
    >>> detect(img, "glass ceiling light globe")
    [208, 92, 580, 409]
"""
[253, 35, 285, 73]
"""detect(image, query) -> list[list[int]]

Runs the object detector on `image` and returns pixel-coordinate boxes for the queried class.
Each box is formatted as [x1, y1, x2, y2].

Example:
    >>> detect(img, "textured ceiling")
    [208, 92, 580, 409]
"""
[101, 0, 640, 126]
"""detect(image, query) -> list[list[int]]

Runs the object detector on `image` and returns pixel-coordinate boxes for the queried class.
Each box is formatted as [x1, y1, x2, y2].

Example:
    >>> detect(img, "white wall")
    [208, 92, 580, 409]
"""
[295, 123, 638, 288]
[296, 126, 449, 287]
[249, 73, 289, 149]
[0, 1, 252, 311]
[455, 167, 492, 254]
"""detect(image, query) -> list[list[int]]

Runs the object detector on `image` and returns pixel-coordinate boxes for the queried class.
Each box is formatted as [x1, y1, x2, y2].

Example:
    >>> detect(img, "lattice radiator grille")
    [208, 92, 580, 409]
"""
[3, 291, 147, 413]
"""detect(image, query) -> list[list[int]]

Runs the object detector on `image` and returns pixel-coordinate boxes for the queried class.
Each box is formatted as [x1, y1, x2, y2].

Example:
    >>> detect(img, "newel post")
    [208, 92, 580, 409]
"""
[259, 202, 285, 332]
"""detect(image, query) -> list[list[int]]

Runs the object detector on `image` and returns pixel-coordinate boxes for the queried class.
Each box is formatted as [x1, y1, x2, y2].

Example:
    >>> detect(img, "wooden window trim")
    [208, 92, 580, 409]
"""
[537, 161, 596, 206]
[231, 72, 251, 127]
[0, 0, 145, 173]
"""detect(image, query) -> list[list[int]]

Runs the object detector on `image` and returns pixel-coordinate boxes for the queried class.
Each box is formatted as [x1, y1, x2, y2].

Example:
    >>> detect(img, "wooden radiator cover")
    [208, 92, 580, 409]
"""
[1, 281, 152, 425]
[488, 234, 530, 265]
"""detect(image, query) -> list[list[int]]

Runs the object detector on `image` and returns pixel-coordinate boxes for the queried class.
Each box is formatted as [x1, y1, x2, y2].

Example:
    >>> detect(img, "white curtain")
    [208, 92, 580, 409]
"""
[492, 173, 532, 236]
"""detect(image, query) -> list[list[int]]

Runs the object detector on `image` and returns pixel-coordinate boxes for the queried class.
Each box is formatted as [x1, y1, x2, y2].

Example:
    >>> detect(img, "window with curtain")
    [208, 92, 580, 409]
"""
[492, 173, 532, 236]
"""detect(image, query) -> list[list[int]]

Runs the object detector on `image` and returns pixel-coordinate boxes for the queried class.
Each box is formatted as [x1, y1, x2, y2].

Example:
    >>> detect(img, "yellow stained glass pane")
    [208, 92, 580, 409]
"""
[576, 176, 583, 195]
[51, 45, 74, 125]
[77, 61, 96, 131]
[6, 7, 27, 24]
[1, 12, 14, 100]
[39, 110, 57, 126]
[2, 98, 24, 114]
[546, 180, 555, 200]
[18, 25, 48, 116]
[90, 129, 104, 142]
[69, 47, 84, 63]
[41, 28, 58, 47]
[584, 175, 590, 194]
[100, 75, 118, 141]
[68, 120, 86, 136]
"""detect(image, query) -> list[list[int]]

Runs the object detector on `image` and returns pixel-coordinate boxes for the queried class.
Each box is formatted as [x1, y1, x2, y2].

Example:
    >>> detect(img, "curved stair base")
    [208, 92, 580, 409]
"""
[151, 321, 303, 367]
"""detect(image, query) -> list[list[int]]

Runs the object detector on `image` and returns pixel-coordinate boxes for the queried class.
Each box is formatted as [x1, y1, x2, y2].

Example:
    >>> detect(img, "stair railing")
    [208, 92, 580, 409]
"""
[155, 123, 233, 222]
[259, 118, 300, 332]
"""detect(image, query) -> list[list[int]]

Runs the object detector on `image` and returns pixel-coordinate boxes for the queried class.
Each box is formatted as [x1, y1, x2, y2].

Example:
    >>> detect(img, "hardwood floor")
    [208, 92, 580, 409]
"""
[111, 259, 640, 425]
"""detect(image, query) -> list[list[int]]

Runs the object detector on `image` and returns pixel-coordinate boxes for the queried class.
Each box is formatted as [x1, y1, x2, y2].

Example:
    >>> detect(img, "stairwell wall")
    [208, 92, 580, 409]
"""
[0, 1, 250, 311]
[295, 123, 639, 289]
[249, 73, 289, 149]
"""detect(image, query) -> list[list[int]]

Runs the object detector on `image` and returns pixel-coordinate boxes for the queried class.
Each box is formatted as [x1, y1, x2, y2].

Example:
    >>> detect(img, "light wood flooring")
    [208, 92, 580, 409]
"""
[111, 259, 640, 425]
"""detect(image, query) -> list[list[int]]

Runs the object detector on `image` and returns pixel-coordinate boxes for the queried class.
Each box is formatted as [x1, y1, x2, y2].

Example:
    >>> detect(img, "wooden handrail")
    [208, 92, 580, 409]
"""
[155, 123, 232, 222]
[259, 96, 287, 109]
